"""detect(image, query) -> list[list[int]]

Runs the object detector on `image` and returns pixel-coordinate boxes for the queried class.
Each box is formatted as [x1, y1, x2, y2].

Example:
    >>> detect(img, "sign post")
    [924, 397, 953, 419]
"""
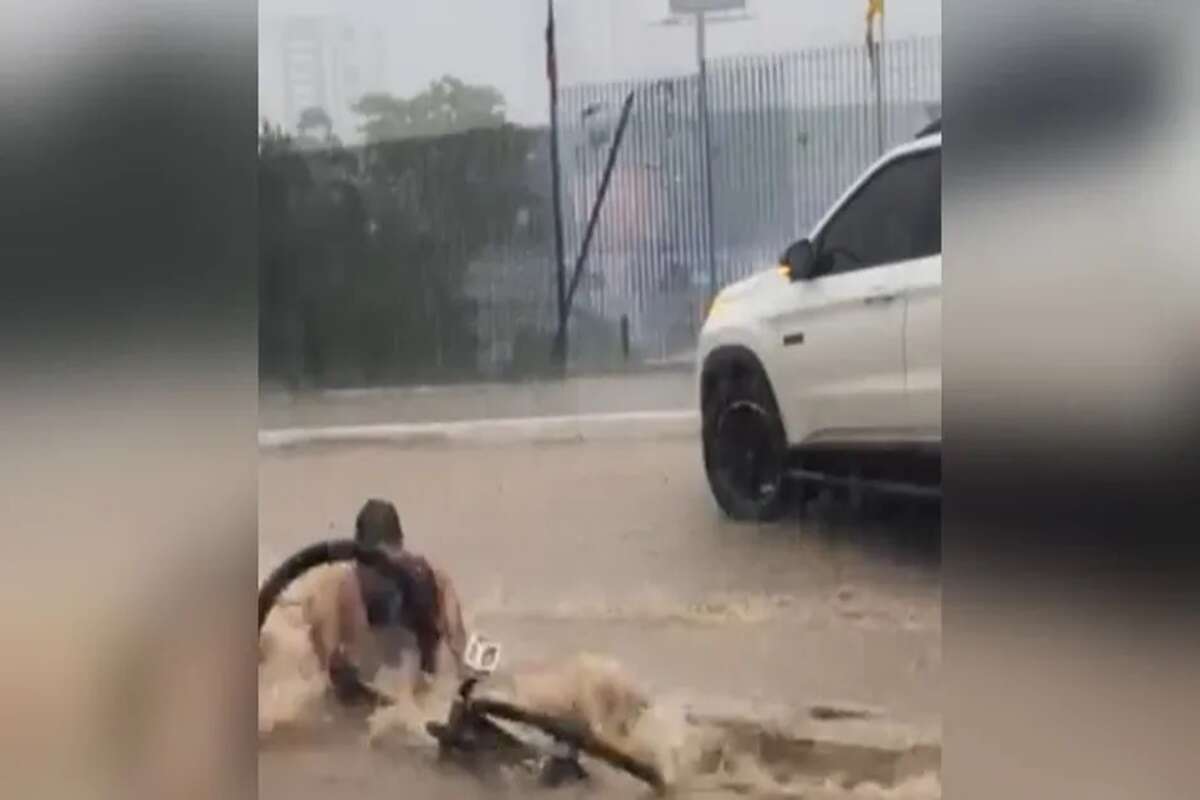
[866, 0, 887, 156]
[695, 11, 718, 306]
[667, 0, 746, 305]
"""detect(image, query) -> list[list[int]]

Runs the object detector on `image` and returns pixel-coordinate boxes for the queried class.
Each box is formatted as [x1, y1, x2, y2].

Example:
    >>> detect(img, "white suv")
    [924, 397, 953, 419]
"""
[697, 129, 941, 520]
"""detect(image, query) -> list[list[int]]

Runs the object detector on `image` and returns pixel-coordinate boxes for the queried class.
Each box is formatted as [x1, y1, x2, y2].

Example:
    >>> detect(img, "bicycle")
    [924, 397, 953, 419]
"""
[258, 539, 665, 792]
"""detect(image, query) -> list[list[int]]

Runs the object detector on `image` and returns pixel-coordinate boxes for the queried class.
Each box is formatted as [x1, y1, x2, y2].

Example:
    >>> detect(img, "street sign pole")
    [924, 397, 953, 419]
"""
[658, 2, 748, 306]
[695, 11, 719, 306]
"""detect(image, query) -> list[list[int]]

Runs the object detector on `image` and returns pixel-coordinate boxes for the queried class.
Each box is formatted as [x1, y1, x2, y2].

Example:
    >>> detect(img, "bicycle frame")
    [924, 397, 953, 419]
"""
[427, 676, 592, 787]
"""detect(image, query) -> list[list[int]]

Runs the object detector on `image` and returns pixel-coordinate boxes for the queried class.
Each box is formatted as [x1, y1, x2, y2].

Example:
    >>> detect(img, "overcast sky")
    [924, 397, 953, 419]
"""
[259, 0, 941, 133]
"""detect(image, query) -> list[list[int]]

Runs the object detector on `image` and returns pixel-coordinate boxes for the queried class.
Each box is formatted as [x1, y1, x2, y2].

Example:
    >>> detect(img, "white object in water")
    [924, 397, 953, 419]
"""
[464, 633, 502, 676]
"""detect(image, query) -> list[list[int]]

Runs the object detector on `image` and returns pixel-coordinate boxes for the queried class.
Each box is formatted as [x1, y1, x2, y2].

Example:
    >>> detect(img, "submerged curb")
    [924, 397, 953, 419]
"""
[687, 705, 941, 791]
[258, 410, 700, 451]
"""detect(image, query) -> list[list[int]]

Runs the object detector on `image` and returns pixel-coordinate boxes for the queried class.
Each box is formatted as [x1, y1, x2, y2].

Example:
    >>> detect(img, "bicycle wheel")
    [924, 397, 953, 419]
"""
[257, 538, 427, 631]
[470, 697, 665, 792]
[258, 538, 423, 708]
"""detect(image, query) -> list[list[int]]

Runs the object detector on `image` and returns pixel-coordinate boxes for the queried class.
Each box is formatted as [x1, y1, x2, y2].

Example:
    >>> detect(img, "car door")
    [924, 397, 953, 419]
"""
[900, 148, 942, 438]
[769, 148, 939, 445]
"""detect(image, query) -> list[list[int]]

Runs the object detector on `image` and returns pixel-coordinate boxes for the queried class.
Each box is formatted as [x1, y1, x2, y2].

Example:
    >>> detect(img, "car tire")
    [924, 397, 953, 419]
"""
[702, 364, 789, 521]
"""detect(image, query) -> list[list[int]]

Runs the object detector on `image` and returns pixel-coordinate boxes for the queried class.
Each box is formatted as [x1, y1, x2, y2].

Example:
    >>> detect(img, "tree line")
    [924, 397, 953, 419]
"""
[259, 77, 553, 388]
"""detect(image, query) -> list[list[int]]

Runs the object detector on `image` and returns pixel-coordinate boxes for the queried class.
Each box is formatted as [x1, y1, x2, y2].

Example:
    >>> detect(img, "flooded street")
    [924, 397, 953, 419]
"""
[258, 437, 940, 798]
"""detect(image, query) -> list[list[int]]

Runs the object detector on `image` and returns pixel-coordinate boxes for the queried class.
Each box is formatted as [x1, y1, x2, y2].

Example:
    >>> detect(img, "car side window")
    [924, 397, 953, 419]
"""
[816, 149, 941, 274]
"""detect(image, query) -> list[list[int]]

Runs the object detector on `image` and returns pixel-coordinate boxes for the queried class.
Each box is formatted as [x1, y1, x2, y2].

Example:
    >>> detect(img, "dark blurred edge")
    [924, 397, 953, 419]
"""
[1, 2, 258, 797]
[944, 0, 1199, 608]
[2, 13, 256, 361]
[945, 2, 1198, 799]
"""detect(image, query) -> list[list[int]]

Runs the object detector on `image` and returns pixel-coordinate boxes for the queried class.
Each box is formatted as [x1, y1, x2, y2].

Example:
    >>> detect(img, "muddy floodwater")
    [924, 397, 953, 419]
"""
[258, 438, 941, 798]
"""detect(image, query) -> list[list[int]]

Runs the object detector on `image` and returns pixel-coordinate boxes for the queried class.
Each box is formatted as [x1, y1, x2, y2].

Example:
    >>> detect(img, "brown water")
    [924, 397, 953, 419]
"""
[258, 438, 941, 798]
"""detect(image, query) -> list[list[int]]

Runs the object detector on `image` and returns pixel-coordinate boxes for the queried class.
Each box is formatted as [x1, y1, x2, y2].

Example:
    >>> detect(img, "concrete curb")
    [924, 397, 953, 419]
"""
[258, 410, 700, 451]
[687, 706, 941, 790]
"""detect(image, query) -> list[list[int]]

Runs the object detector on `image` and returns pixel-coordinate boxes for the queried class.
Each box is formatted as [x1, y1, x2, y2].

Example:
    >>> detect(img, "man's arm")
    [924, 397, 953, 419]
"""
[396, 553, 445, 684]
[315, 569, 387, 706]
[304, 568, 344, 670]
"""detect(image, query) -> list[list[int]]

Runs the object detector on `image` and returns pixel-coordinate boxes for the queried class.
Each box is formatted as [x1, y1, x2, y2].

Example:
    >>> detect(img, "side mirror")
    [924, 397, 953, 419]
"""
[781, 239, 816, 281]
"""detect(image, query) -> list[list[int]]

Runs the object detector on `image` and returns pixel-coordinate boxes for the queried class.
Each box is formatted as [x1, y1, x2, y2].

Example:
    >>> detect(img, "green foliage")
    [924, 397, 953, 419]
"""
[352, 76, 507, 144]
[258, 97, 549, 388]
[297, 106, 333, 138]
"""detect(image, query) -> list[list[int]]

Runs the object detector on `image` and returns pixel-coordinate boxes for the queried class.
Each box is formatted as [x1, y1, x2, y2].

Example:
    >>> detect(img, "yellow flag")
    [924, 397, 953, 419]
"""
[866, 0, 884, 25]
[866, 0, 884, 51]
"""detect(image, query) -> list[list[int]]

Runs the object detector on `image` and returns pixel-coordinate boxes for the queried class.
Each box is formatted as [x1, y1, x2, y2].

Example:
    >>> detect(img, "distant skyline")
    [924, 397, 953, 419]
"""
[259, 0, 941, 140]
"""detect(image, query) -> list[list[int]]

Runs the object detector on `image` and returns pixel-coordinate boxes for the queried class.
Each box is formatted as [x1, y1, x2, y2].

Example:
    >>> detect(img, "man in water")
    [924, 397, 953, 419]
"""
[306, 498, 467, 704]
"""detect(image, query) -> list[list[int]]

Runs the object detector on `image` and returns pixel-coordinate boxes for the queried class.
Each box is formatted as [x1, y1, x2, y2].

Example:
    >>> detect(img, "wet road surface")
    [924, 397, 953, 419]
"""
[259, 372, 694, 429]
[258, 437, 940, 798]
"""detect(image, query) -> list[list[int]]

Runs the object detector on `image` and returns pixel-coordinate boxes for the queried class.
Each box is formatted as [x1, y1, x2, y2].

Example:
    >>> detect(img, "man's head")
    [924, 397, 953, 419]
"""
[355, 499, 403, 552]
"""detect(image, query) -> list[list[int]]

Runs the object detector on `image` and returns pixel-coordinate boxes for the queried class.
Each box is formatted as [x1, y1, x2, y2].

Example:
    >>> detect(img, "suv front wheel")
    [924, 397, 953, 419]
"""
[702, 365, 789, 521]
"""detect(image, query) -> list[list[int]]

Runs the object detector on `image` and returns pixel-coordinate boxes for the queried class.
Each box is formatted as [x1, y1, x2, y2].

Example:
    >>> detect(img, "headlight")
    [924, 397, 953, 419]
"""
[705, 294, 728, 322]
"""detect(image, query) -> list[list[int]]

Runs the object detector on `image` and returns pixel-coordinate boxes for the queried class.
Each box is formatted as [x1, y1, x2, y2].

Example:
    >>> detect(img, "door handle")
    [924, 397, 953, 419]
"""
[863, 292, 899, 305]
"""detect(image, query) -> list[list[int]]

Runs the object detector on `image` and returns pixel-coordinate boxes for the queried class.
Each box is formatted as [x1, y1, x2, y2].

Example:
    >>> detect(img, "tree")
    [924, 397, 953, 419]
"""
[297, 106, 333, 139]
[352, 76, 506, 143]
[258, 101, 543, 387]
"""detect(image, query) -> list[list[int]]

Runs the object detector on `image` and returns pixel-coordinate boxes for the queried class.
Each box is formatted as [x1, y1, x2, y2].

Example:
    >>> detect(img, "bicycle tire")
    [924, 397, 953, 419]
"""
[257, 538, 428, 631]
[257, 538, 429, 708]
[471, 698, 665, 792]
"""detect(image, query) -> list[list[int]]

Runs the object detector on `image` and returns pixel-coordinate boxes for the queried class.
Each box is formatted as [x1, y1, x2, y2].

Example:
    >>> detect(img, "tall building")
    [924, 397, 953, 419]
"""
[280, 17, 326, 132]
[262, 13, 387, 143]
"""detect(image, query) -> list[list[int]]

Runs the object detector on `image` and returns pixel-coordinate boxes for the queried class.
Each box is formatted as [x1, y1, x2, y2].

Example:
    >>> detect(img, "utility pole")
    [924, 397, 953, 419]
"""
[546, 0, 568, 370]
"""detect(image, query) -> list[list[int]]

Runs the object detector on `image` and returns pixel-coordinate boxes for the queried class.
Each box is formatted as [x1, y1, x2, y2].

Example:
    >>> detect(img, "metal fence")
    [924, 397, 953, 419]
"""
[260, 37, 941, 387]
[554, 35, 941, 361]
